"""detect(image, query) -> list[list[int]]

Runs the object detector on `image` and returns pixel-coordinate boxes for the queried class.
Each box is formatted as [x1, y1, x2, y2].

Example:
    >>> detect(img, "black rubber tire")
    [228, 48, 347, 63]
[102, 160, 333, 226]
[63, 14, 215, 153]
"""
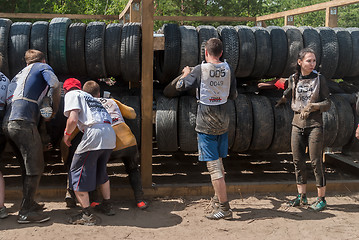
[333, 28, 352, 79]
[155, 24, 181, 84]
[120, 22, 141, 83]
[322, 96, 338, 147]
[234, 25, 255, 78]
[217, 26, 239, 73]
[282, 26, 303, 78]
[0, 18, 12, 78]
[329, 94, 354, 148]
[8, 22, 31, 78]
[250, 27, 271, 79]
[232, 94, 253, 152]
[178, 26, 198, 75]
[268, 98, 293, 152]
[227, 99, 236, 149]
[163, 74, 182, 98]
[298, 26, 321, 70]
[266, 26, 287, 78]
[105, 23, 122, 77]
[346, 28, 359, 77]
[197, 25, 219, 63]
[66, 23, 87, 77]
[48, 17, 71, 75]
[178, 96, 198, 152]
[156, 95, 179, 152]
[30, 21, 48, 62]
[85, 22, 107, 78]
[316, 27, 339, 80]
[248, 94, 274, 151]
[119, 95, 141, 146]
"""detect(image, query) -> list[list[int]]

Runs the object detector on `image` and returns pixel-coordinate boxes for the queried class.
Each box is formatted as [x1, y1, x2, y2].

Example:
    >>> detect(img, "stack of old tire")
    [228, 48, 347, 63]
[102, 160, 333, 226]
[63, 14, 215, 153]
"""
[154, 24, 357, 153]
[0, 17, 357, 154]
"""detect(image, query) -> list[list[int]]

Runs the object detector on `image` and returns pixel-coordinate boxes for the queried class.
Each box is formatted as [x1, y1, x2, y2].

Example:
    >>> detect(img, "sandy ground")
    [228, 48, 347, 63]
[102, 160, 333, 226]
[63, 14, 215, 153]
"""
[0, 192, 358, 240]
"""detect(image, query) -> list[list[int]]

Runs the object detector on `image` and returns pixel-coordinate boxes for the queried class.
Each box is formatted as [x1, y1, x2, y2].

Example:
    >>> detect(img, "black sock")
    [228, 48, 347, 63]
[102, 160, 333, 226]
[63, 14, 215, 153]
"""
[319, 196, 325, 201]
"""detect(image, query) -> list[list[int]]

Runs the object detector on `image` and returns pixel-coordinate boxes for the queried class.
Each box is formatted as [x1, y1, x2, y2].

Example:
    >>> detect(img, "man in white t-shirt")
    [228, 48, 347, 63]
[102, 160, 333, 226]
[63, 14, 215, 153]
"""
[62, 78, 116, 226]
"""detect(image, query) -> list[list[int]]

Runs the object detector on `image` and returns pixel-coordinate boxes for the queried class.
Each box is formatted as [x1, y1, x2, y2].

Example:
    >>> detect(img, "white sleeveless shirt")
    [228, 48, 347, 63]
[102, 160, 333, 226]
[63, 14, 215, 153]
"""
[199, 62, 231, 105]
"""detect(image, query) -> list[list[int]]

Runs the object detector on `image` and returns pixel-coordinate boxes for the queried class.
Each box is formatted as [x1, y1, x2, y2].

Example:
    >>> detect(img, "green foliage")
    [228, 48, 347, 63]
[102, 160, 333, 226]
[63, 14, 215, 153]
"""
[1, 0, 359, 28]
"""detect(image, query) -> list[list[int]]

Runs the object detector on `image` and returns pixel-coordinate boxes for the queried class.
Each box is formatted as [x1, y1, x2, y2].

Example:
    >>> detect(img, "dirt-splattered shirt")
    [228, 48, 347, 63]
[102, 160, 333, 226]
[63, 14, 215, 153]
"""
[283, 71, 330, 128]
[176, 62, 237, 135]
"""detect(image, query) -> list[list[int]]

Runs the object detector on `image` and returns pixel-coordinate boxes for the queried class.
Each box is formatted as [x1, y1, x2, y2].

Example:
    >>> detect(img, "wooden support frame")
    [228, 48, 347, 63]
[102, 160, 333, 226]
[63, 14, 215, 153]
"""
[326, 6, 338, 27]
[140, 0, 154, 188]
[256, 0, 359, 26]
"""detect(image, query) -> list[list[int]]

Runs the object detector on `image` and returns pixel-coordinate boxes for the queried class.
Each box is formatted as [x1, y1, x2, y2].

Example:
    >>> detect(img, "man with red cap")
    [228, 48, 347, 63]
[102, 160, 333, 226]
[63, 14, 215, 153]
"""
[62, 78, 116, 225]
[3, 49, 61, 224]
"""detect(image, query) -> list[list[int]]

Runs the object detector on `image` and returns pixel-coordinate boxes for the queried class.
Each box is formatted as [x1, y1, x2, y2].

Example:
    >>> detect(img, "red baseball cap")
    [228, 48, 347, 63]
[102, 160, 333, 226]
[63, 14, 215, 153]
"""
[63, 78, 82, 91]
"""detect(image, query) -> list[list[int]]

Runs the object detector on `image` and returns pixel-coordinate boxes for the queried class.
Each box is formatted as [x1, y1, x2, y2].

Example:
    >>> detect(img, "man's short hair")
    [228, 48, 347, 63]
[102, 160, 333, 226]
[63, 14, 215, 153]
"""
[83, 80, 100, 97]
[205, 38, 223, 58]
[25, 49, 45, 65]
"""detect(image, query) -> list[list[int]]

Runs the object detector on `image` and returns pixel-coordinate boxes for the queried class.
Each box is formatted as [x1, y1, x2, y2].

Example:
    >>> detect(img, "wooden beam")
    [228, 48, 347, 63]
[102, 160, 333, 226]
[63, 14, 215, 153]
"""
[256, 0, 359, 22]
[119, 0, 133, 20]
[5, 180, 359, 200]
[285, 15, 294, 26]
[130, 1, 141, 22]
[141, 0, 154, 188]
[0, 12, 119, 20]
[324, 153, 359, 176]
[154, 15, 256, 22]
[326, 6, 338, 27]
[153, 34, 165, 51]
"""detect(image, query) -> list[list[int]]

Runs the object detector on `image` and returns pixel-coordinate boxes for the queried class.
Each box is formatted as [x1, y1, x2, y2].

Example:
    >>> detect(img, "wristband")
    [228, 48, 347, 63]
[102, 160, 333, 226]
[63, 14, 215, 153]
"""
[64, 130, 72, 136]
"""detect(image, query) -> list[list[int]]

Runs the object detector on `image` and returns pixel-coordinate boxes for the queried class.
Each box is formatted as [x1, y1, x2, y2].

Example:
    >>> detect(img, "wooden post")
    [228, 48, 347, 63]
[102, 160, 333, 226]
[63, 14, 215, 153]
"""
[326, 6, 338, 27]
[255, 21, 267, 27]
[285, 15, 294, 25]
[141, 0, 154, 188]
[130, 0, 141, 22]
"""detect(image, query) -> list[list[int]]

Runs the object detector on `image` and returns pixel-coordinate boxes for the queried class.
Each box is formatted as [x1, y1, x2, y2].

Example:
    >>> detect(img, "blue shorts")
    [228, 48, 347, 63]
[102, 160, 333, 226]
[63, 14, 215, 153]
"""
[198, 132, 228, 162]
[69, 149, 112, 192]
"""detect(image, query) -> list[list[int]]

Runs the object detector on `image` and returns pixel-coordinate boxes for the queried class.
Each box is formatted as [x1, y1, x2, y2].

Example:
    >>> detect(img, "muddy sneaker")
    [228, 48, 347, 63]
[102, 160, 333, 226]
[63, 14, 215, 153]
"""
[68, 212, 96, 226]
[0, 206, 8, 219]
[205, 208, 233, 220]
[205, 201, 232, 220]
[17, 211, 50, 224]
[309, 197, 327, 211]
[136, 200, 149, 210]
[94, 200, 115, 216]
[39, 96, 53, 120]
[288, 194, 308, 207]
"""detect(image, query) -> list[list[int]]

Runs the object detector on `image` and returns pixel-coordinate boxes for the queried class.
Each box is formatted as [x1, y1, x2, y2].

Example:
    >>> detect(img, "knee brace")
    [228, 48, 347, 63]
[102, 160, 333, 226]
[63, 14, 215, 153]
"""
[206, 159, 225, 181]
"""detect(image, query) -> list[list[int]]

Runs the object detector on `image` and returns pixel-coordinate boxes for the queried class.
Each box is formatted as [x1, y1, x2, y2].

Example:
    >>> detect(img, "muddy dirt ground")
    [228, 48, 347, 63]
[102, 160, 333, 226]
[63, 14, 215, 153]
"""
[0, 151, 359, 239]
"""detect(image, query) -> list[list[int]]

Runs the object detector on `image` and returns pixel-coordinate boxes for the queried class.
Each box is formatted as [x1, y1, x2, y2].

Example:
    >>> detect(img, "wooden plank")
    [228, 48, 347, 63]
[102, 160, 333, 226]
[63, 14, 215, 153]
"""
[324, 153, 359, 176]
[257, 0, 359, 21]
[326, 6, 338, 27]
[141, 0, 154, 188]
[0, 12, 119, 20]
[5, 180, 359, 200]
[119, 0, 134, 20]
[130, 1, 141, 22]
[154, 15, 256, 22]
[153, 34, 165, 50]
